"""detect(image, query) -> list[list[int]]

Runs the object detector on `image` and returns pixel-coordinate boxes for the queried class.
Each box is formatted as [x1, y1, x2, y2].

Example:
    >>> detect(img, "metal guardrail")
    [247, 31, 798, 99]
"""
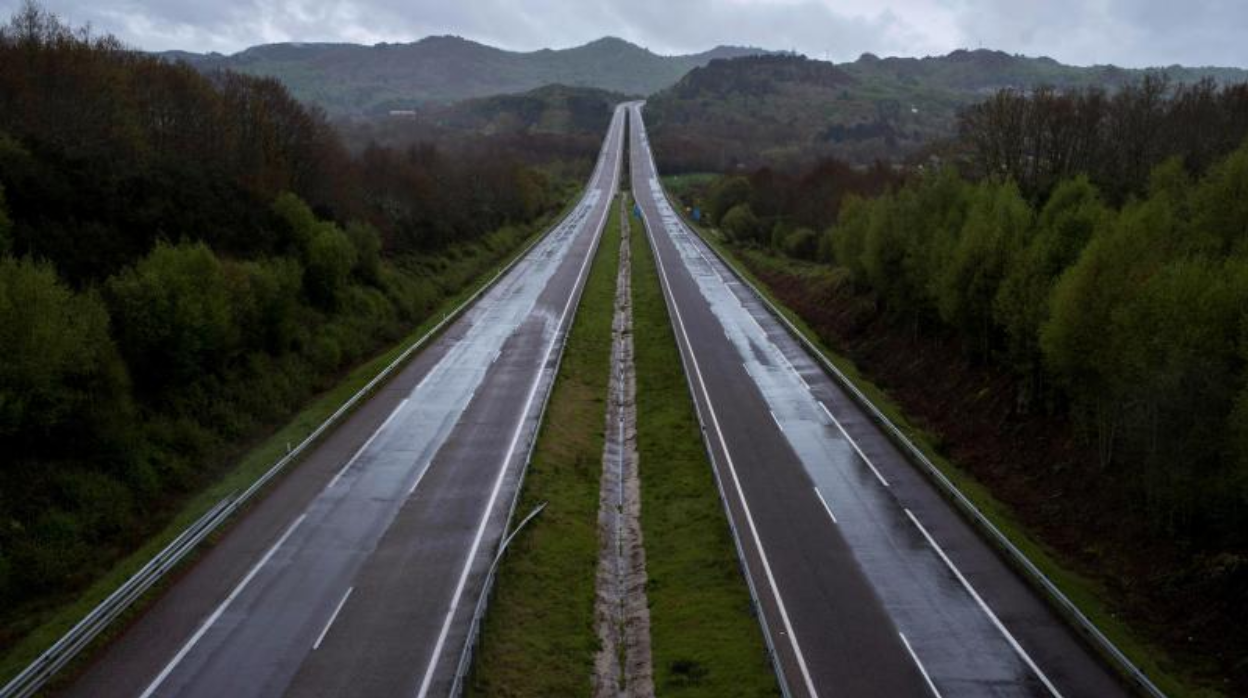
[0, 198, 577, 698]
[632, 185, 795, 698]
[667, 191, 1168, 698]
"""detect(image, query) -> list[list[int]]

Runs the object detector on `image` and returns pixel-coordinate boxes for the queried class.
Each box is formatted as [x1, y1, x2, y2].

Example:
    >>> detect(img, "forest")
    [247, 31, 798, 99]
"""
[680, 78, 1248, 689]
[0, 2, 591, 646]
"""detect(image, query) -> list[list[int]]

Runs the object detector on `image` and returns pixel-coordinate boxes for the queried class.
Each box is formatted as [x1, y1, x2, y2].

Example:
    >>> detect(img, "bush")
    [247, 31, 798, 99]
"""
[106, 242, 236, 392]
[721, 203, 764, 244]
[305, 225, 357, 309]
[0, 257, 130, 455]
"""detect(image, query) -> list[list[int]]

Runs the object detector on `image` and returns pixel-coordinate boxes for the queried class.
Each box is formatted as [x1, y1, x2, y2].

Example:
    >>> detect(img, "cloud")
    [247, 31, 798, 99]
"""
[1, 0, 1245, 68]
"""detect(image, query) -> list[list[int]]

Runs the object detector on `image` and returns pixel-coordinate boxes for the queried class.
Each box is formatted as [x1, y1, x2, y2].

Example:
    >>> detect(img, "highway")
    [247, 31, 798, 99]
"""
[627, 102, 1129, 698]
[65, 103, 626, 698]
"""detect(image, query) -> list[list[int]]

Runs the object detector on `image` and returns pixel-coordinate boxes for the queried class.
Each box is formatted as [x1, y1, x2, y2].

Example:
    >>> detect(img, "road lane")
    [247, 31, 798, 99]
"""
[628, 103, 1128, 698]
[67, 103, 627, 698]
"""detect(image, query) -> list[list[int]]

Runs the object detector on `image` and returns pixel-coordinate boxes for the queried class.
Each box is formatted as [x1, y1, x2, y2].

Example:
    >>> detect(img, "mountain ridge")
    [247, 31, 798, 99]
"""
[159, 36, 774, 115]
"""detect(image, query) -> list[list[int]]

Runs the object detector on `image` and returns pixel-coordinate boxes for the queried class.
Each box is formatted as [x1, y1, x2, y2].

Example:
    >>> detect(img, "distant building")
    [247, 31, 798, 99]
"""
[388, 110, 417, 117]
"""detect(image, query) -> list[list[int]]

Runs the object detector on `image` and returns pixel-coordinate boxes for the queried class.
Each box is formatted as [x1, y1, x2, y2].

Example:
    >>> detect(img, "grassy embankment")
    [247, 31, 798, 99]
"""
[0, 195, 577, 689]
[662, 176, 1205, 698]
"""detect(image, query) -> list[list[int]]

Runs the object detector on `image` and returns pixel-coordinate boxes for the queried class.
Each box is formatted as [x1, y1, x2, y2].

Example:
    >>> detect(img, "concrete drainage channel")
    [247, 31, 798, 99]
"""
[593, 197, 655, 698]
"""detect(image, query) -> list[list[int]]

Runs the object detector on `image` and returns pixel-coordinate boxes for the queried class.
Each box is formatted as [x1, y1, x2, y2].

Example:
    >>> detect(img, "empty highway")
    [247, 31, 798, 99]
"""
[65, 104, 626, 698]
[628, 102, 1129, 698]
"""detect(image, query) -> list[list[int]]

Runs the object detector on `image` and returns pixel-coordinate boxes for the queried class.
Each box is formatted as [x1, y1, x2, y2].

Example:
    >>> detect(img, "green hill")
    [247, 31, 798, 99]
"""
[646, 51, 1248, 169]
[162, 37, 767, 116]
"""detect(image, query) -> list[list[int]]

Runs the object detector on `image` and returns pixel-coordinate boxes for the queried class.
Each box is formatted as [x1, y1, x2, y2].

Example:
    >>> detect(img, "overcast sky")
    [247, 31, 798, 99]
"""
[5, 0, 1247, 68]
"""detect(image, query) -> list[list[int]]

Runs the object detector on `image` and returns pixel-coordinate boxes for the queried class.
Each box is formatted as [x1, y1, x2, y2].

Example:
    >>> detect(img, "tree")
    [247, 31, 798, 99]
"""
[994, 176, 1105, 384]
[934, 179, 1032, 356]
[106, 242, 236, 392]
[721, 203, 764, 245]
[304, 225, 356, 309]
[0, 182, 10, 255]
[0, 257, 129, 455]
[705, 176, 752, 226]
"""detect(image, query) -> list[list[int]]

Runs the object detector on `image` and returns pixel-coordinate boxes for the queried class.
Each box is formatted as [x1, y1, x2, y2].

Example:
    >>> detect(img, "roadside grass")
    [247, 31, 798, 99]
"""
[465, 197, 621, 696]
[630, 197, 781, 697]
[0, 195, 578, 690]
[666, 184, 1207, 698]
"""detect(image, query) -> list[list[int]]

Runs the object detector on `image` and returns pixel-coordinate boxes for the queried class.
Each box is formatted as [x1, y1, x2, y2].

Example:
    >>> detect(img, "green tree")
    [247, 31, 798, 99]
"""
[106, 242, 236, 391]
[994, 176, 1105, 382]
[345, 221, 382, 284]
[0, 183, 11, 255]
[721, 203, 764, 245]
[0, 257, 129, 452]
[305, 225, 357, 309]
[705, 176, 752, 226]
[934, 179, 1033, 355]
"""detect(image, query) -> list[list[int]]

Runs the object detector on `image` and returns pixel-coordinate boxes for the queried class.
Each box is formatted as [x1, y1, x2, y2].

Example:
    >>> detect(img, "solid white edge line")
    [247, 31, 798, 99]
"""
[139, 513, 308, 698]
[414, 106, 624, 698]
[312, 586, 354, 650]
[812, 487, 838, 524]
[898, 632, 943, 698]
[769, 409, 785, 433]
[327, 398, 410, 489]
[903, 508, 1063, 698]
[818, 401, 890, 487]
[634, 106, 820, 698]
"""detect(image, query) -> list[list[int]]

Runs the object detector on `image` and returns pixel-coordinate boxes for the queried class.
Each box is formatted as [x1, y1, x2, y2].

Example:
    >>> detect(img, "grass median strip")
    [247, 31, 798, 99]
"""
[467, 196, 622, 696]
[630, 200, 780, 697]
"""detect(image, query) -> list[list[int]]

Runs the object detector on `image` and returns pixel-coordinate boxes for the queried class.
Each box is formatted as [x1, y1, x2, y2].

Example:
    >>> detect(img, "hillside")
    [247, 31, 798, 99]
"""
[163, 37, 767, 116]
[646, 50, 1248, 170]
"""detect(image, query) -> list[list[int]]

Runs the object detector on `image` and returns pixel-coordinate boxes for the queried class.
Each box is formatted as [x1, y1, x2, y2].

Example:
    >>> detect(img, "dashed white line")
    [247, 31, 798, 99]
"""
[313, 587, 354, 650]
[818, 401, 890, 487]
[813, 487, 838, 524]
[408, 461, 431, 496]
[899, 632, 943, 698]
[903, 508, 1063, 697]
[139, 513, 308, 698]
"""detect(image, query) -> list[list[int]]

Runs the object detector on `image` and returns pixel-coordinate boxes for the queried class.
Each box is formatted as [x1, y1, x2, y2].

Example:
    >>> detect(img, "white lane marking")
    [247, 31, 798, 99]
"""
[899, 632, 943, 698]
[818, 401, 890, 488]
[636, 153, 821, 698]
[408, 460, 431, 496]
[813, 487, 838, 524]
[415, 106, 625, 698]
[903, 509, 1063, 697]
[139, 514, 308, 698]
[769, 410, 785, 433]
[327, 398, 410, 489]
[313, 587, 354, 650]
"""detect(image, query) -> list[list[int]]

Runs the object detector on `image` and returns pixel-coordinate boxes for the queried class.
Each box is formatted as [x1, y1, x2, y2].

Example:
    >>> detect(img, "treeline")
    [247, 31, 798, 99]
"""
[0, 3, 573, 629]
[959, 77, 1248, 202]
[692, 80, 1248, 539]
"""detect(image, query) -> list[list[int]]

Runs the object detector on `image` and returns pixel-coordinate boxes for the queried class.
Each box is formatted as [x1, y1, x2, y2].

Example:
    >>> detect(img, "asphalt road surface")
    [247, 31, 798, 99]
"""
[628, 102, 1130, 698]
[65, 103, 626, 698]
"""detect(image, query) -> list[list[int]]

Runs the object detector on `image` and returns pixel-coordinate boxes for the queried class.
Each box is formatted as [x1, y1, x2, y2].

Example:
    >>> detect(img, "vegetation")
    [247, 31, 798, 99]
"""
[466, 198, 620, 696]
[164, 37, 768, 116]
[669, 80, 1248, 693]
[630, 201, 779, 696]
[646, 53, 1248, 170]
[0, 1, 582, 661]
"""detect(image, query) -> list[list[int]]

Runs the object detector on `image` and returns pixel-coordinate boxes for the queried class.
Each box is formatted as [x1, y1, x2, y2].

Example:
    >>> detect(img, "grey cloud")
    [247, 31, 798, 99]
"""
[1, 0, 1245, 68]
